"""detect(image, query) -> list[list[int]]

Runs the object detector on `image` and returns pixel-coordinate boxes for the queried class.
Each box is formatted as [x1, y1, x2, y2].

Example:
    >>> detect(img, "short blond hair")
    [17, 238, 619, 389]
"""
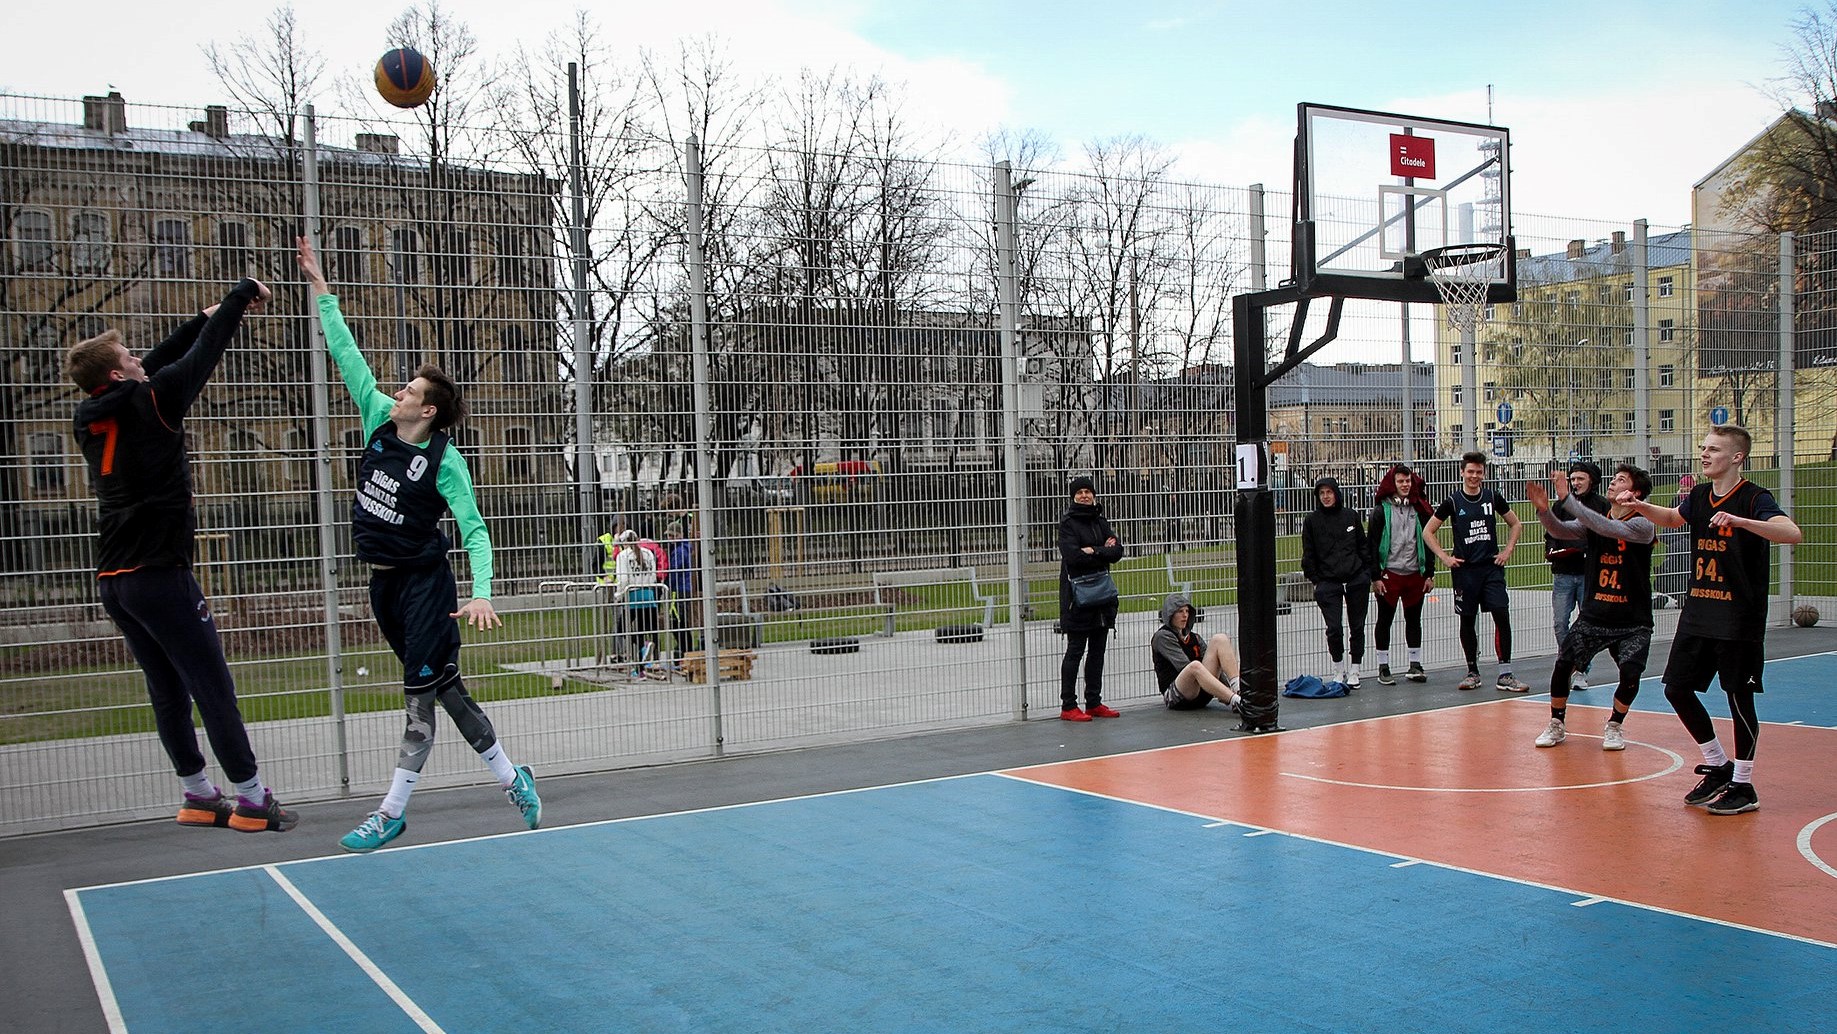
[1708, 424, 1752, 462]
[65, 329, 124, 393]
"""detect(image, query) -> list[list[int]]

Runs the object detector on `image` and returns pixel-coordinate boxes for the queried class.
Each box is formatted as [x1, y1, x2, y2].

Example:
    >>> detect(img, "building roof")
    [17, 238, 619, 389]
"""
[1268, 362, 1435, 406]
[1516, 229, 1692, 285]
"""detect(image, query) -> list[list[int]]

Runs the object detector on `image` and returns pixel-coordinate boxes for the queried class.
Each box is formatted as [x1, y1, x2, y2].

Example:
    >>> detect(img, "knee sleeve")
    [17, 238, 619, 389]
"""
[1665, 681, 1717, 743]
[436, 679, 497, 754]
[397, 690, 438, 773]
[1612, 661, 1642, 709]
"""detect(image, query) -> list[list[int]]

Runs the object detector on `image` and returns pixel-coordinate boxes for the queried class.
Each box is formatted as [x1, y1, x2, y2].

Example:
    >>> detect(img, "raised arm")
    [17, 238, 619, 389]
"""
[298, 236, 394, 433]
[147, 278, 270, 423]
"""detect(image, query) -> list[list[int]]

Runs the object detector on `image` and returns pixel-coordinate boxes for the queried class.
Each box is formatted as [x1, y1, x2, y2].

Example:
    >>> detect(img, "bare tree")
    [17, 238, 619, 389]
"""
[202, 4, 326, 147]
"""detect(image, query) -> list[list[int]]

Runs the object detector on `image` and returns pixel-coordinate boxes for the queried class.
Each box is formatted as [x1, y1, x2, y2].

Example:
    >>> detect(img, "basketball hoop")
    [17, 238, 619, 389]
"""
[1421, 243, 1506, 335]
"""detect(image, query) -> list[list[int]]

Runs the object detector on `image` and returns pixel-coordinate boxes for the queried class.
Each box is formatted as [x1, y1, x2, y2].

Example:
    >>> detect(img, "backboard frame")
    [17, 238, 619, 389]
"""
[1292, 101, 1516, 305]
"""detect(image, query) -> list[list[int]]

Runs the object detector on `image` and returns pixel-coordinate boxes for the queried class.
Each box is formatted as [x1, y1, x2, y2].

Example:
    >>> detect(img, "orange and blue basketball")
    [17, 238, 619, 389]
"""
[374, 48, 436, 109]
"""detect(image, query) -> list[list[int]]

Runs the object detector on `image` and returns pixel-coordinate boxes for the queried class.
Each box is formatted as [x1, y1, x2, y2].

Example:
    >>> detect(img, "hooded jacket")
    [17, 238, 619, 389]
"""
[1150, 591, 1204, 690]
[1301, 477, 1369, 584]
[1546, 461, 1610, 575]
[1364, 464, 1437, 580]
[1058, 498, 1123, 631]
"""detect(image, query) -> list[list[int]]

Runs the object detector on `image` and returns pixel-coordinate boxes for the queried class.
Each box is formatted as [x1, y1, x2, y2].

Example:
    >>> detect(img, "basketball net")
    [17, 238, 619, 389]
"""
[1422, 244, 1504, 335]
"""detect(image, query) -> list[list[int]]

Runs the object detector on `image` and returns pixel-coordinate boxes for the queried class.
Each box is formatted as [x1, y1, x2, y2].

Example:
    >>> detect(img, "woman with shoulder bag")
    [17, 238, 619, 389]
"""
[1058, 476, 1124, 720]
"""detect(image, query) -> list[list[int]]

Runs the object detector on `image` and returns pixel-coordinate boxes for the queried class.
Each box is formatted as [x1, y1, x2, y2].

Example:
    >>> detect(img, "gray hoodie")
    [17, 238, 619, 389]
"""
[1150, 592, 1202, 690]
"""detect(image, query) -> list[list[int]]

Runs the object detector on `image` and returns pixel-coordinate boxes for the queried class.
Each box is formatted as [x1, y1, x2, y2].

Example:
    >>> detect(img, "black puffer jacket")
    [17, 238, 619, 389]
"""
[1058, 501, 1123, 632]
[1301, 477, 1369, 585]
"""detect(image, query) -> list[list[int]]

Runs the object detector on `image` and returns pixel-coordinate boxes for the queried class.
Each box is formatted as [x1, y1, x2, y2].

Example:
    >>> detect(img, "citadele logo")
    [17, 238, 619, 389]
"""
[1390, 134, 1436, 179]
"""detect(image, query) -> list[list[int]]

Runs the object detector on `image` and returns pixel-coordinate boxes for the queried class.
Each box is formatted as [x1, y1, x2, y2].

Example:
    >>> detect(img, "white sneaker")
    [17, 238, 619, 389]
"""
[1345, 669, 1361, 689]
[1600, 723, 1626, 751]
[1534, 719, 1566, 747]
[1571, 672, 1589, 691]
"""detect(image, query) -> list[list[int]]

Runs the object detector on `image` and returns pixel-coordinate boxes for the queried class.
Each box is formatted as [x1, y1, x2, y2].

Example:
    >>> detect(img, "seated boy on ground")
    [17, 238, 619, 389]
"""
[1152, 592, 1243, 710]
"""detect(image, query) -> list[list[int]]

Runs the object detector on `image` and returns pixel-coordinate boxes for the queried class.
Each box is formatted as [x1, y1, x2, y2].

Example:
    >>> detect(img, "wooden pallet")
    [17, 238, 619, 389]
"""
[680, 648, 756, 683]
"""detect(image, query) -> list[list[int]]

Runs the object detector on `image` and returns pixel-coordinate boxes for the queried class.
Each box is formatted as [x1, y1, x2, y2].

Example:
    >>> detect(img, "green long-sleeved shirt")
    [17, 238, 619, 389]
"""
[316, 293, 493, 600]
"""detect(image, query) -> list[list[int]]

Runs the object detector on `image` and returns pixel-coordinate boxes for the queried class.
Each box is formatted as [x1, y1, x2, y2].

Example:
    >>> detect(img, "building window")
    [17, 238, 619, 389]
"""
[1483, 304, 1495, 321]
[505, 426, 533, 483]
[1622, 329, 1634, 347]
[154, 218, 192, 278]
[1658, 318, 1675, 343]
[1320, 417, 1332, 434]
[1482, 342, 1496, 363]
[1484, 382, 1497, 402]
[1596, 285, 1614, 304]
[389, 228, 420, 282]
[1659, 409, 1675, 433]
[1451, 423, 1463, 440]
[1623, 368, 1636, 390]
[1337, 418, 1349, 435]
[15, 209, 54, 273]
[216, 221, 251, 280]
[29, 433, 65, 493]
[1659, 364, 1675, 387]
[500, 325, 527, 382]
[1451, 384, 1463, 405]
[285, 429, 312, 485]
[1451, 344, 1463, 365]
[931, 400, 954, 445]
[441, 229, 472, 282]
[1599, 368, 1615, 389]
[331, 226, 365, 284]
[1658, 275, 1675, 298]
[1623, 412, 1636, 433]
[1623, 284, 1634, 303]
[72, 211, 110, 273]
[1564, 290, 1580, 305]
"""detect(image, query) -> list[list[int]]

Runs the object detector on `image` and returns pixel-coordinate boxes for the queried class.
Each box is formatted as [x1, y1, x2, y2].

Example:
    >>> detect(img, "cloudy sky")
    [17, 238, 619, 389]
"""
[0, 0, 1814, 227]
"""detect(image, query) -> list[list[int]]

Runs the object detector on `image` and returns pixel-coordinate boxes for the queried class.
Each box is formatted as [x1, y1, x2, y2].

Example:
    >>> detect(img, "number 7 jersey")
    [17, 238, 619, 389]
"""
[1677, 479, 1786, 642]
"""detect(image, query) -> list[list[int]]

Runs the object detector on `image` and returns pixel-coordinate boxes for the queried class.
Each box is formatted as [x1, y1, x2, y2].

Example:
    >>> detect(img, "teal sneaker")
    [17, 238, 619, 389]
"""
[506, 766, 542, 829]
[340, 810, 406, 853]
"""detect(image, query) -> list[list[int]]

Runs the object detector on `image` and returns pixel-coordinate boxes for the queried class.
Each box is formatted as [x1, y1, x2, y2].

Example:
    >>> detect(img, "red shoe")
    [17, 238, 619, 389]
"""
[1059, 707, 1092, 722]
[1086, 704, 1122, 718]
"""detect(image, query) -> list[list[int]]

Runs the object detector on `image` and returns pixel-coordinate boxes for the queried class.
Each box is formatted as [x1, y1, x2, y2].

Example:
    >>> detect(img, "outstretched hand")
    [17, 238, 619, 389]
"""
[453, 598, 502, 631]
[295, 236, 328, 292]
[1525, 479, 1550, 512]
[247, 279, 273, 313]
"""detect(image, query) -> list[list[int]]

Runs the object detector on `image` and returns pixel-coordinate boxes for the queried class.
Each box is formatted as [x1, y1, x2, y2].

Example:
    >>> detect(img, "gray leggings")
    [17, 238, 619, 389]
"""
[397, 680, 498, 773]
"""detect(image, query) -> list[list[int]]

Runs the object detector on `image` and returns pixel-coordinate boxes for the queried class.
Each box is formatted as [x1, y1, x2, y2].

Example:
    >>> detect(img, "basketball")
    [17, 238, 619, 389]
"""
[374, 48, 436, 109]
[1793, 605, 1820, 627]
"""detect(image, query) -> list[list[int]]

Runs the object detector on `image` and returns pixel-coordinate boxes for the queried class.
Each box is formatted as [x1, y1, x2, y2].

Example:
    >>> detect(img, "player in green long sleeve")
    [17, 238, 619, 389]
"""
[297, 236, 541, 852]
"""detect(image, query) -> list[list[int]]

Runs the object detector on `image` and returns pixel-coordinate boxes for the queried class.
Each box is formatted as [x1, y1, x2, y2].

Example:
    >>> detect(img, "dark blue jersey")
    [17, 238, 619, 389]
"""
[351, 423, 452, 568]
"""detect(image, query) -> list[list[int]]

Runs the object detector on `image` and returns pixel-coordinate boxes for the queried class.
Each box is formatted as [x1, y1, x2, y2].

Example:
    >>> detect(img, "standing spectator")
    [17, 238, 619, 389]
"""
[1301, 476, 1370, 688]
[1617, 426, 1801, 815]
[1424, 451, 1529, 691]
[66, 278, 297, 833]
[663, 520, 697, 659]
[613, 529, 663, 675]
[299, 238, 540, 853]
[1058, 476, 1124, 721]
[1365, 463, 1435, 685]
[1547, 461, 1609, 690]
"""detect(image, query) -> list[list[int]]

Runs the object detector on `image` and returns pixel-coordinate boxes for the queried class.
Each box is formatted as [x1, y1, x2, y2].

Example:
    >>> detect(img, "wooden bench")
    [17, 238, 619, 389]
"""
[680, 648, 757, 683]
[871, 567, 997, 639]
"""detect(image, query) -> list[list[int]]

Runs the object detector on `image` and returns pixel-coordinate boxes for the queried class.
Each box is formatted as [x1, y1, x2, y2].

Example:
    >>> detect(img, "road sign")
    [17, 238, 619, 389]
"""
[1496, 401, 1512, 424]
[1711, 406, 1729, 425]
[1492, 434, 1512, 458]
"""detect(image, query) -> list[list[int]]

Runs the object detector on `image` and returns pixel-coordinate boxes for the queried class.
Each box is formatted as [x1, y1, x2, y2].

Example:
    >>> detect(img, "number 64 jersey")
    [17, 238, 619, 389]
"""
[1568, 500, 1655, 629]
[1678, 479, 1786, 643]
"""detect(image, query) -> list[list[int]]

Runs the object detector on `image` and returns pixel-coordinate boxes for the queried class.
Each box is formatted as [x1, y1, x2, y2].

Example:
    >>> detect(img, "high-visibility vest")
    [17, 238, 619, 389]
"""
[598, 533, 618, 582]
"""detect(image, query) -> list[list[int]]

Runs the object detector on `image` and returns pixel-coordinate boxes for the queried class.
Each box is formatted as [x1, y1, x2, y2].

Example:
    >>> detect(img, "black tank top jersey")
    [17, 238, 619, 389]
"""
[73, 382, 197, 573]
[351, 423, 452, 568]
[1677, 479, 1784, 642]
[1580, 519, 1653, 628]
[1435, 488, 1509, 564]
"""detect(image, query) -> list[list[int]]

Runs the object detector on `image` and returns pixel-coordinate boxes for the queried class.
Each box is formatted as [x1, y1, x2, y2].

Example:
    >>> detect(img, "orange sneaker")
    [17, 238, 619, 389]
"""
[1086, 704, 1122, 718]
[1059, 707, 1092, 722]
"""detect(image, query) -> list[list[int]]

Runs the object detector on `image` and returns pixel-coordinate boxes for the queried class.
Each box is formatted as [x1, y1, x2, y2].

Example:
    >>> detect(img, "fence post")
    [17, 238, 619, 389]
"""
[685, 134, 725, 753]
[302, 106, 350, 795]
[1779, 231, 1796, 622]
[995, 161, 1030, 721]
[1633, 220, 1650, 461]
[567, 63, 598, 575]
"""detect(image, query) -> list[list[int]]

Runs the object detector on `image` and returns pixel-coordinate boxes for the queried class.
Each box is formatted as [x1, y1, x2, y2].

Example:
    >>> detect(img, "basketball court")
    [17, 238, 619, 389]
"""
[49, 648, 1837, 1033]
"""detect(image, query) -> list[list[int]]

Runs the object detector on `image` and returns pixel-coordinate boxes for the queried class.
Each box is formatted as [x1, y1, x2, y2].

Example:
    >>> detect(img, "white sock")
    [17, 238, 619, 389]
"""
[1408, 648, 1422, 664]
[232, 774, 267, 806]
[1733, 759, 1754, 784]
[480, 743, 517, 786]
[1376, 650, 1390, 666]
[1700, 740, 1728, 767]
[181, 771, 218, 799]
[381, 768, 418, 819]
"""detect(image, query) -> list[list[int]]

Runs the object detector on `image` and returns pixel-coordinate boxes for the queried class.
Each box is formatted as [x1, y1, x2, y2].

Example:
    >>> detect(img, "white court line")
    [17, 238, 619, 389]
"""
[1390, 860, 1423, 869]
[1201, 820, 1232, 828]
[995, 772, 1837, 951]
[1798, 813, 1837, 881]
[63, 890, 128, 1034]
[1243, 829, 1277, 837]
[1280, 740, 1684, 793]
[262, 865, 447, 1034]
[1571, 897, 1607, 908]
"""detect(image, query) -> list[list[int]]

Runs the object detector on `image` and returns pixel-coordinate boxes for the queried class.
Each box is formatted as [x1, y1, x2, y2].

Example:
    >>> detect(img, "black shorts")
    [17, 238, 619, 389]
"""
[1450, 563, 1509, 616]
[1162, 685, 1212, 710]
[369, 562, 463, 692]
[1662, 632, 1766, 695]
[1558, 620, 1652, 673]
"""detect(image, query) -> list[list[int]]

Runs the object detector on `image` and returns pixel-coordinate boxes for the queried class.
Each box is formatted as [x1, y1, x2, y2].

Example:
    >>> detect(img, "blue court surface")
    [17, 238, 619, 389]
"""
[1615, 649, 1837, 726]
[72, 765, 1836, 1033]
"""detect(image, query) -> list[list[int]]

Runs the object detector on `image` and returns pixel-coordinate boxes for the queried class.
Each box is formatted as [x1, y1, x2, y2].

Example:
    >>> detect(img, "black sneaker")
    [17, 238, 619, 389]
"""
[176, 792, 234, 828]
[1684, 762, 1735, 807]
[1377, 664, 1396, 686]
[1705, 781, 1759, 815]
[229, 791, 300, 833]
[1405, 662, 1427, 683]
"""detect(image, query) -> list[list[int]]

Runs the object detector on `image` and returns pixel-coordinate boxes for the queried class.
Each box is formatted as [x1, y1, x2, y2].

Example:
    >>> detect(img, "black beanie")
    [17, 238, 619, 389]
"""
[1569, 460, 1603, 489]
[1069, 476, 1095, 497]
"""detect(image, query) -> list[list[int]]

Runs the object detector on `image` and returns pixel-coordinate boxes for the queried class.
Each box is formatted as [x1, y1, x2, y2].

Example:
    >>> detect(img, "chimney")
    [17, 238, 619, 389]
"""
[188, 105, 229, 139]
[356, 132, 400, 155]
[82, 92, 127, 135]
[1566, 239, 1587, 259]
[1611, 230, 1626, 254]
[1516, 247, 1531, 260]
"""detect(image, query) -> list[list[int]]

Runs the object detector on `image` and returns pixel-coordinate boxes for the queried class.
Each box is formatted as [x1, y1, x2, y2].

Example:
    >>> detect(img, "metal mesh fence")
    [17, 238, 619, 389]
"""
[0, 91, 1824, 834]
